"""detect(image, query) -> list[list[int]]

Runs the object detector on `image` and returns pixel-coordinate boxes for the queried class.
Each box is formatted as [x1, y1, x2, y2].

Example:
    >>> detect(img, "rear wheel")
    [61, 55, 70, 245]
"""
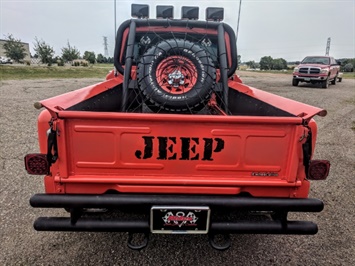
[331, 74, 337, 85]
[292, 78, 299, 86]
[338, 77, 342, 82]
[137, 39, 216, 113]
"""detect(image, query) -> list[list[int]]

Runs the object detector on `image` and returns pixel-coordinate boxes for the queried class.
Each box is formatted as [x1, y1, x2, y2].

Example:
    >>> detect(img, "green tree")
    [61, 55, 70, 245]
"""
[336, 58, 355, 72]
[246, 60, 257, 69]
[83, 51, 96, 64]
[107, 57, 114, 64]
[33, 37, 55, 65]
[259, 56, 273, 70]
[343, 63, 354, 72]
[272, 58, 287, 70]
[96, 53, 107, 63]
[61, 41, 80, 62]
[2, 34, 27, 62]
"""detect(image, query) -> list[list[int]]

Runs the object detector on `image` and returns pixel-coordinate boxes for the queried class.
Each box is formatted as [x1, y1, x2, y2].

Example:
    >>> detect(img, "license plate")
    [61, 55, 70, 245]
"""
[150, 206, 210, 234]
[304, 78, 311, 81]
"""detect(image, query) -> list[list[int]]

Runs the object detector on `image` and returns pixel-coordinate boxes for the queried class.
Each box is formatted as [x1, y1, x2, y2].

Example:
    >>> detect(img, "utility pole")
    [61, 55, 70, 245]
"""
[103, 36, 109, 57]
[325, 37, 331, 56]
[114, 0, 117, 38]
[236, 0, 242, 43]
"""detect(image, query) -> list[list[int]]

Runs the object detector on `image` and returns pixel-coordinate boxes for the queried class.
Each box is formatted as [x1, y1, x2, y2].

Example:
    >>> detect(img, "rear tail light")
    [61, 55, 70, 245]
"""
[24, 154, 49, 175]
[308, 160, 330, 180]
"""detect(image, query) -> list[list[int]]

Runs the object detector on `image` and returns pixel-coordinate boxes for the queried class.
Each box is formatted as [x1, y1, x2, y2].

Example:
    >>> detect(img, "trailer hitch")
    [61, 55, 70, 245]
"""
[127, 232, 149, 250]
[208, 233, 231, 251]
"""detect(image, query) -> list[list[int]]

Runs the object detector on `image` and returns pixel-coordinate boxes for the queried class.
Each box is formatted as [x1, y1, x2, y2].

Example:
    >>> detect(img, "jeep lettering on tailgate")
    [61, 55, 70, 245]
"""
[135, 136, 225, 161]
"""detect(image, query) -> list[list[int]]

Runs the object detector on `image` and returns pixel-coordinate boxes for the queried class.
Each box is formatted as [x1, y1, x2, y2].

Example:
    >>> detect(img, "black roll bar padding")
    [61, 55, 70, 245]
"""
[113, 19, 238, 77]
[217, 23, 229, 113]
[121, 20, 136, 112]
[113, 20, 130, 75]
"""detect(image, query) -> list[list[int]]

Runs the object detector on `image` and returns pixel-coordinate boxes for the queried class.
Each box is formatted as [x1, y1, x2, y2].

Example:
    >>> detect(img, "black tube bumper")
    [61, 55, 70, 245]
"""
[34, 218, 318, 235]
[30, 194, 323, 211]
[30, 194, 323, 235]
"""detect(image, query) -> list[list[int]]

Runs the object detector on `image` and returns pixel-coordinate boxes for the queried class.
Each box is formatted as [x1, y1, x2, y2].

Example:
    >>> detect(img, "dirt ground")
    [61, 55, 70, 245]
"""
[0, 72, 354, 265]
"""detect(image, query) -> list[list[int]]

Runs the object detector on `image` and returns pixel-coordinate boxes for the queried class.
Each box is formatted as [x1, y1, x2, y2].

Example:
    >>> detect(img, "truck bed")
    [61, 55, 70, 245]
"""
[36, 77, 326, 198]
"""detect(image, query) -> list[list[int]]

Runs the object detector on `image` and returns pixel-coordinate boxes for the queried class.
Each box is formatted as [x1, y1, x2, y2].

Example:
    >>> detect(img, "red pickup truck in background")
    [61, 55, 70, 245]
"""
[293, 56, 342, 88]
[25, 5, 331, 250]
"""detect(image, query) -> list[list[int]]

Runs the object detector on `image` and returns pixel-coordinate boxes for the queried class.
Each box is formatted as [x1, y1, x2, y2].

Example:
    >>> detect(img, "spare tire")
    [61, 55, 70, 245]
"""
[137, 39, 216, 112]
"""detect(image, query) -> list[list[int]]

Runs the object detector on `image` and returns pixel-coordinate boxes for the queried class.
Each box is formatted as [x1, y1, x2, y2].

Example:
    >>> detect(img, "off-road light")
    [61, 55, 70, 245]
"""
[24, 153, 49, 175]
[131, 4, 149, 19]
[157, 5, 174, 19]
[308, 160, 330, 180]
[182, 6, 199, 20]
[206, 7, 224, 21]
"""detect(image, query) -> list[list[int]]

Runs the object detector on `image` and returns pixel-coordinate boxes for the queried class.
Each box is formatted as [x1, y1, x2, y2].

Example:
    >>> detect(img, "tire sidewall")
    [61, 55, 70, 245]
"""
[322, 78, 329, 88]
[138, 39, 215, 111]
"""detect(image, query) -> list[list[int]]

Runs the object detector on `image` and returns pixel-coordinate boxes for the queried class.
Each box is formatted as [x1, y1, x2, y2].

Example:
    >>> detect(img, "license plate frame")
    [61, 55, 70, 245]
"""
[150, 206, 210, 234]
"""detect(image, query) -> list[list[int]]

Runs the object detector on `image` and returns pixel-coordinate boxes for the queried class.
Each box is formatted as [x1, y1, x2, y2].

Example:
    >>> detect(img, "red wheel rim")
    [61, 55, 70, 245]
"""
[155, 56, 198, 95]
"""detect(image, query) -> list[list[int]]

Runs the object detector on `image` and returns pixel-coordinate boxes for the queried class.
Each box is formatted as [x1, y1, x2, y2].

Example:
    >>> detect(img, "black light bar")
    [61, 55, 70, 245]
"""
[131, 4, 149, 18]
[182, 6, 199, 20]
[206, 7, 224, 21]
[156, 5, 174, 19]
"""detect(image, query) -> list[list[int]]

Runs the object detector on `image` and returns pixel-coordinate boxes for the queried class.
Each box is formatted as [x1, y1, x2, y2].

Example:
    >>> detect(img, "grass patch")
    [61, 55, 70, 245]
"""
[241, 69, 355, 79]
[1, 64, 354, 80]
[0, 64, 113, 80]
[240, 69, 293, 75]
[342, 72, 355, 79]
[93, 63, 114, 68]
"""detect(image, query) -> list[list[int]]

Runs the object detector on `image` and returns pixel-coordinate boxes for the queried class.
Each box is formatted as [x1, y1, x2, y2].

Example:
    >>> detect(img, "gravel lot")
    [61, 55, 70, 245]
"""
[0, 72, 354, 265]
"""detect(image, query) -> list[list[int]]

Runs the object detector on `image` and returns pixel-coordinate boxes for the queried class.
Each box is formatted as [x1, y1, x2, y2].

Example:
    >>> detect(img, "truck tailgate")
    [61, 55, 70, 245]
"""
[55, 112, 305, 189]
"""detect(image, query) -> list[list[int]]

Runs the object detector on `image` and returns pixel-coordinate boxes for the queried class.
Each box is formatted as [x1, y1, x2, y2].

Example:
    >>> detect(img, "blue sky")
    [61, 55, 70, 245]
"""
[1, 0, 354, 61]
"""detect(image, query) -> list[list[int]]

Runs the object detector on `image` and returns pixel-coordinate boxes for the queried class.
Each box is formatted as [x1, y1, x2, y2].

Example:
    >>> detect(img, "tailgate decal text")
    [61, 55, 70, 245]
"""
[135, 136, 225, 161]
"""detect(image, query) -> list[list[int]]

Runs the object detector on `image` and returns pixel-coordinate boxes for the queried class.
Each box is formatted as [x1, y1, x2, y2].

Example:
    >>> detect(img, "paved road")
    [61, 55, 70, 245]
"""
[0, 73, 354, 265]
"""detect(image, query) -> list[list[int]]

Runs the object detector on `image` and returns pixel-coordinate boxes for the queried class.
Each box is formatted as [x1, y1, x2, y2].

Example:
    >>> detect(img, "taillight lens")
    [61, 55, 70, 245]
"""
[24, 154, 49, 175]
[308, 160, 330, 180]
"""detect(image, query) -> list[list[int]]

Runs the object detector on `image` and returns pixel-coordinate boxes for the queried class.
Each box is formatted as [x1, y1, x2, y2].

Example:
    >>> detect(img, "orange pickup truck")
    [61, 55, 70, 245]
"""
[26, 5, 330, 250]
